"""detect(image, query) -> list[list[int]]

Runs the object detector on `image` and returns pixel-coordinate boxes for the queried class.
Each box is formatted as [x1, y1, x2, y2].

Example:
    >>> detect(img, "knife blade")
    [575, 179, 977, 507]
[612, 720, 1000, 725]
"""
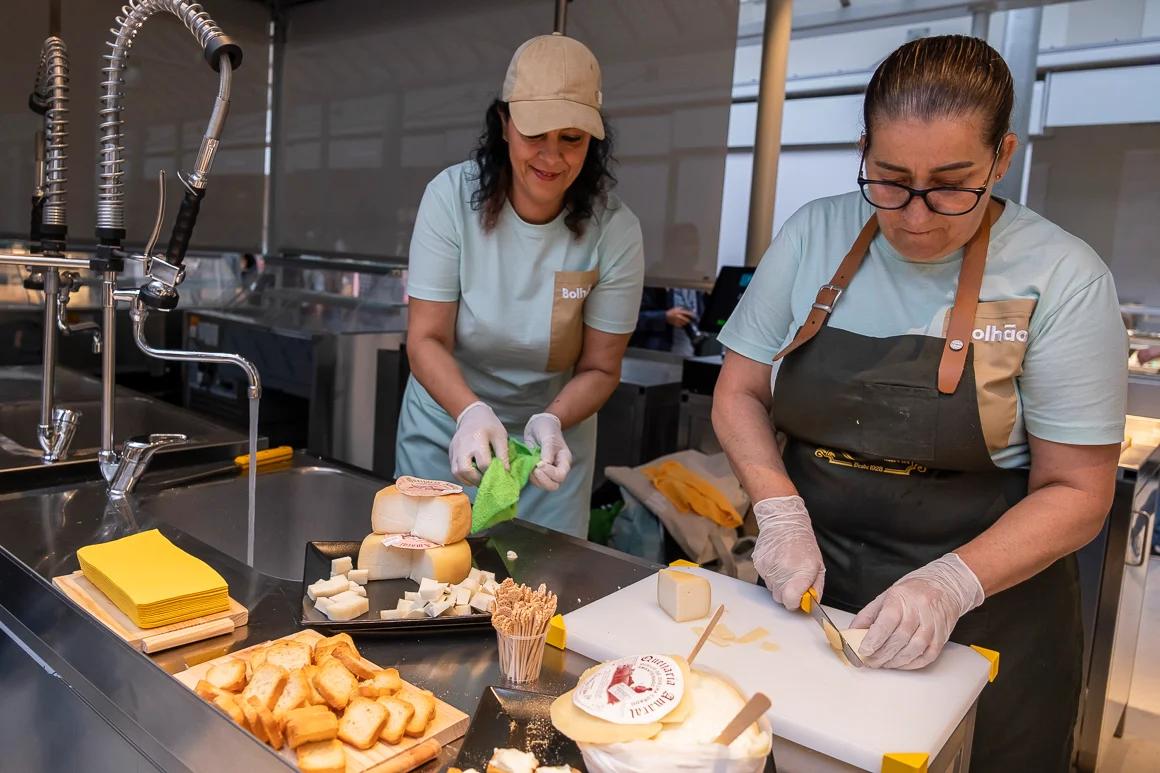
[801, 589, 864, 667]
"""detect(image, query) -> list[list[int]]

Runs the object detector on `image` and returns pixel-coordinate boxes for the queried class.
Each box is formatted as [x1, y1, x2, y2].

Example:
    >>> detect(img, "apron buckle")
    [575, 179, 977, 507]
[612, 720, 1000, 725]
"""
[812, 284, 844, 314]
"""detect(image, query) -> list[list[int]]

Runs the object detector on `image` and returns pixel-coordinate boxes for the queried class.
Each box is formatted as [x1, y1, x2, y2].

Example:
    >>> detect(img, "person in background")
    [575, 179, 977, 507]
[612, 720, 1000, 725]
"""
[630, 287, 705, 355]
[395, 33, 645, 538]
[712, 36, 1125, 771]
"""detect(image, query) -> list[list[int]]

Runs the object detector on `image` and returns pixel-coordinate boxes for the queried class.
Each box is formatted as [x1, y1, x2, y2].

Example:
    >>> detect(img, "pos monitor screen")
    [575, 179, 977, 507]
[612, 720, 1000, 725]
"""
[699, 266, 755, 333]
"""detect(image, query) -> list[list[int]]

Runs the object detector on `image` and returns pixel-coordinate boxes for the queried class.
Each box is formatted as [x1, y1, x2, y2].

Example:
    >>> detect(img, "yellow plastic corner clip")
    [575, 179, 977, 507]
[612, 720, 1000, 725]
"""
[668, 559, 700, 568]
[546, 613, 566, 650]
[969, 645, 1000, 683]
[882, 752, 929, 773]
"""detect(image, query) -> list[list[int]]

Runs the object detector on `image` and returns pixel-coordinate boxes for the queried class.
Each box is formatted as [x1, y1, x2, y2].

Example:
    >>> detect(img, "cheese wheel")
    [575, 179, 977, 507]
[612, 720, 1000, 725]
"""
[408, 540, 472, 585]
[356, 533, 411, 581]
[550, 690, 664, 744]
[411, 494, 471, 545]
[370, 485, 420, 535]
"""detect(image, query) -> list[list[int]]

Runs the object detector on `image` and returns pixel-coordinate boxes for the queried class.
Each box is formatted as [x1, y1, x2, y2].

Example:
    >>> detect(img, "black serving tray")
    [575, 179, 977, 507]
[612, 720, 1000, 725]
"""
[455, 686, 587, 772]
[298, 538, 508, 634]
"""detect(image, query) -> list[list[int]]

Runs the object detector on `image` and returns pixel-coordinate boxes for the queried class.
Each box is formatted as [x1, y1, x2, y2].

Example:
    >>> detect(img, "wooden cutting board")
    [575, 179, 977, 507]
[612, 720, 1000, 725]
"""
[53, 570, 247, 653]
[174, 630, 470, 773]
[563, 567, 992, 772]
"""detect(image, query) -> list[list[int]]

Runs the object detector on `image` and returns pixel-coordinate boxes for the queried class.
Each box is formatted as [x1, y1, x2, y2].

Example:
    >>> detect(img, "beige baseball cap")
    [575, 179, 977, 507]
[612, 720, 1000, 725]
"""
[502, 33, 605, 141]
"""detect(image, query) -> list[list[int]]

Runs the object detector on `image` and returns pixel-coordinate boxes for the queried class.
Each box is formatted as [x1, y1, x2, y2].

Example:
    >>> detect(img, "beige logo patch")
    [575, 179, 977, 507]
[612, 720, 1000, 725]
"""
[547, 269, 598, 372]
[946, 299, 1037, 453]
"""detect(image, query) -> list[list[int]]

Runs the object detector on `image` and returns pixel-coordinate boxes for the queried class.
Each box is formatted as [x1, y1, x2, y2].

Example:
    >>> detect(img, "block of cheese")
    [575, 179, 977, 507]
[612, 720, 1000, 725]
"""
[370, 484, 471, 545]
[356, 533, 411, 581]
[657, 569, 711, 622]
[408, 540, 472, 585]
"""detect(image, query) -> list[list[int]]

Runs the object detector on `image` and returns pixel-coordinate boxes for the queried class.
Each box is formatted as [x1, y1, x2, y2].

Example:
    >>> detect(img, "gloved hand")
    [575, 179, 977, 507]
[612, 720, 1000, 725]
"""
[850, 552, 985, 670]
[523, 413, 572, 492]
[752, 495, 826, 611]
[449, 401, 509, 487]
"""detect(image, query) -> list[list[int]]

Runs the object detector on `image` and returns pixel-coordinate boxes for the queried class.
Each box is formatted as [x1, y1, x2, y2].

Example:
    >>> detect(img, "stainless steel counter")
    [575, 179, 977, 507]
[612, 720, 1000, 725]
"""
[0, 453, 657, 771]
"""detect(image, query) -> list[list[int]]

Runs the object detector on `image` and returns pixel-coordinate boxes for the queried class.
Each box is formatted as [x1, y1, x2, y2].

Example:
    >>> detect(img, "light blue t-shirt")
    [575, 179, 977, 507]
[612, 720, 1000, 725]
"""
[406, 160, 645, 422]
[719, 191, 1127, 469]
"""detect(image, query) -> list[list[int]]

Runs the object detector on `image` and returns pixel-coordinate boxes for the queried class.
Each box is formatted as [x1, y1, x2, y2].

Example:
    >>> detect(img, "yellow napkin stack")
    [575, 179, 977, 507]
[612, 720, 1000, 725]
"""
[76, 529, 230, 629]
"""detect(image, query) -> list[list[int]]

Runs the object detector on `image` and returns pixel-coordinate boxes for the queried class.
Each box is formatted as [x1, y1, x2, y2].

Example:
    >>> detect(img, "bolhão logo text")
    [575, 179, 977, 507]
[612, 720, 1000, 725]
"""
[973, 322, 1029, 343]
[561, 286, 590, 300]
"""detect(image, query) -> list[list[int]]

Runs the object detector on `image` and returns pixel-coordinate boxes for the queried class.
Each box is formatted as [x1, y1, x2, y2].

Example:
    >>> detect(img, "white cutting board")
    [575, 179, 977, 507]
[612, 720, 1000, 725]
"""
[563, 568, 991, 772]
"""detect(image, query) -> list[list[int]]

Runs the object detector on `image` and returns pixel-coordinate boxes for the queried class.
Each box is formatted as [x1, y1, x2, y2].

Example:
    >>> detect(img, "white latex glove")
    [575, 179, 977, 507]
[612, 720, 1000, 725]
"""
[850, 552, 985, 670]
[448, 401, 509, 487]
[751, 495, 826, 611]
[523, 413, 572, 492]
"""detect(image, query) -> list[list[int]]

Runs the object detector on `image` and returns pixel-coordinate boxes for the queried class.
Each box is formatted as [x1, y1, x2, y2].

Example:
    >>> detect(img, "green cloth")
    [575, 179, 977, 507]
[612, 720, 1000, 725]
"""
[471, 439, 540, 532]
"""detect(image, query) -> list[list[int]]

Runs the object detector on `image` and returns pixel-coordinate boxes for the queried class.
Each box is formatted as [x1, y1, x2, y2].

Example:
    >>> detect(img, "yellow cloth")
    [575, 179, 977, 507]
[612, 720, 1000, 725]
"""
[641, 460, 742, 528]
[76, 529, 229, 629]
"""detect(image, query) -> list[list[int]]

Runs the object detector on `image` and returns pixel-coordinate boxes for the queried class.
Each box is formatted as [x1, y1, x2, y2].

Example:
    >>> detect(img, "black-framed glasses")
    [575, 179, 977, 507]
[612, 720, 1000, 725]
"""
[857, 144, 1001, 216]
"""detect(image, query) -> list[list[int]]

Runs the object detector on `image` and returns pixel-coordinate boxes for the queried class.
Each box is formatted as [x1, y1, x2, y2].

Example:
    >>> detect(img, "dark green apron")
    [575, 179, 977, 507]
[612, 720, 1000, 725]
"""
[771, 210, 1082, 772]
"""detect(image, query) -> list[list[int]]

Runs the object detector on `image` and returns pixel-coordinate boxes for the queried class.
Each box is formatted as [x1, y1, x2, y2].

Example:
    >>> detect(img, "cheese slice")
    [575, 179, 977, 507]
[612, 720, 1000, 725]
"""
[356, 533, 411, 581]
[656, 569, 711, 622]
[408, 540, 472, 585]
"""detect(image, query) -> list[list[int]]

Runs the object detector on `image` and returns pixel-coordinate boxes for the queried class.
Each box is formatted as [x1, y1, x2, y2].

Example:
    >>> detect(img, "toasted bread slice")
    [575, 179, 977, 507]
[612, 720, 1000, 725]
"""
[295, 738, 346, 773]
[397, 687, 436, 737]
[246, 645, 269, 673]
[313, 657, 358, 711]
[284, 705, 339, 749]
[240, 698, 269, 745]
[333, 647, 377, 681]
[265, 640, 313, 672]
[241, 663, 288, 712]
[195, 679, 230, 702]
[338, 696, 389, 750]
[206, 658, 248, 692]
[273, 669, 311, 719]
[211, 692, 247, 728]
[376, 696, 414, 745]
[313, 633, 357, 664]
[256, 702, 285, 749]
[301, 664, 326, 705]
[358, 667, 403, 699]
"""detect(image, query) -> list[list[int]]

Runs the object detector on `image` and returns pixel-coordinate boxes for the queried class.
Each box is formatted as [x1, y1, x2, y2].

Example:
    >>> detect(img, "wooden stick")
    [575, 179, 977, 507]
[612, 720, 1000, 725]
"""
[714, 692, 771, 746]
[687, 604, 726, 666]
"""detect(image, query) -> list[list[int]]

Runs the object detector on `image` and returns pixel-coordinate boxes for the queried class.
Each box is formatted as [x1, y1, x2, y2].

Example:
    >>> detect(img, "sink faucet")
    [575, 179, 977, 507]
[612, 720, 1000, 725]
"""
[91, 2, 247, 496]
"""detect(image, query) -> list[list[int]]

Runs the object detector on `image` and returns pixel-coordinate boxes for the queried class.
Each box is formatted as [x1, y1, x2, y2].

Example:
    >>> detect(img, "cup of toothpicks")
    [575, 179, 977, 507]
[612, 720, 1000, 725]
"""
[492, 578, 557, 684]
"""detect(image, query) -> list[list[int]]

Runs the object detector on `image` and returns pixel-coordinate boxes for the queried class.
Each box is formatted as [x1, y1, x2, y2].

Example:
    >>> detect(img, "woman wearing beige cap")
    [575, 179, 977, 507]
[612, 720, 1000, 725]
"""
[395, 34, 645, 538]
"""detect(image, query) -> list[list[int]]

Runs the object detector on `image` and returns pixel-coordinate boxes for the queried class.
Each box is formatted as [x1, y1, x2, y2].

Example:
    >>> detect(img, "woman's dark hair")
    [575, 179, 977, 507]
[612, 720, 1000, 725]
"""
[470, 100, 616, 238]
[863, 35, 1014, 151]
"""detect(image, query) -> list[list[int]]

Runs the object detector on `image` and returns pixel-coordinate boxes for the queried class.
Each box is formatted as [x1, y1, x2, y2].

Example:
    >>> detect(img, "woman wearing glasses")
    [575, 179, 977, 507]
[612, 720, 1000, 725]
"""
[713, 35, 1124, 770]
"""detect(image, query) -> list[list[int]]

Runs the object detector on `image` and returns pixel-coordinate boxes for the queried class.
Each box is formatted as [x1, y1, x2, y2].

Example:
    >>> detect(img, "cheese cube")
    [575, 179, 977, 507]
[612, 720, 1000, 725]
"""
[379, 610, 402, 621]
[403, 609, 426, 620]
[356, 533, 411, 581]
[418, 578, 448, 601]
[325, 593, 369, 621]
[458, 575, 481, 594]
[330, 556, 353, 576]
[408, 540, 472, 585]
[657, 569, 711, 622]
[395, 599, 417, 613]
[347, 569, 369, 585]
[467, 567, 483, 583]
[347, 582, 367, 598]
[480, 571, 496, 585]
[307, 575, 351, 601]
[451, 604, 472, 616]
[314, 597, 333, 613]
[425, 599, 454, 618]
[403, 591, 422, 602]
[469, 592, 495, 613]
[452, 587, 472, 606]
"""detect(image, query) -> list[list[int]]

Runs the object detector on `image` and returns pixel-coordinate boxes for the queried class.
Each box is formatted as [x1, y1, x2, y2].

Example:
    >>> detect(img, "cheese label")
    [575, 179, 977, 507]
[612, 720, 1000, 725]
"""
[381, 533, 441, 550]
[396, 476, 463, 497]
[573, 654, 684, 724]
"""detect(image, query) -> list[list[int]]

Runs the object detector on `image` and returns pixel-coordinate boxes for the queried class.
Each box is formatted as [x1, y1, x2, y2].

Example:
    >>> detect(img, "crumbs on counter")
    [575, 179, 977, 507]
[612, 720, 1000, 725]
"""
[506, 550, 518, 560]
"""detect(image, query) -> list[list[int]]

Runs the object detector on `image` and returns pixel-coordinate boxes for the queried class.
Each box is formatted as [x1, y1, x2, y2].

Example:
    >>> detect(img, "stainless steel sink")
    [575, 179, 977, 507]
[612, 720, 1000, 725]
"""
[133, 460, 383, 580]
[0, 364, 104, 403]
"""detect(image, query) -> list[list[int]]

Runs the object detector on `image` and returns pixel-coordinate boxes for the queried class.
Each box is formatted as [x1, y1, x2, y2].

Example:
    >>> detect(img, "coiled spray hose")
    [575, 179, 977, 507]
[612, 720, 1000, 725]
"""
[30, 36, 70, 250]
[96, 0, 242, 262]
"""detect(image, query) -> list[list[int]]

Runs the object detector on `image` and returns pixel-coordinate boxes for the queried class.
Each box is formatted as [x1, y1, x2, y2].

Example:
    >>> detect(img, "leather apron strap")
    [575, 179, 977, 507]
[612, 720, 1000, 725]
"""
[773, 206, 995, 396]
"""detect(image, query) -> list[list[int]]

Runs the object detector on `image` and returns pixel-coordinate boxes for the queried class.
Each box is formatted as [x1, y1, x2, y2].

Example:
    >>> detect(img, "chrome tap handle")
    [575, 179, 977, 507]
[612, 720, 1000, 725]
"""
[107, 433, 188, 498]
[143, 169, 167, 265]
